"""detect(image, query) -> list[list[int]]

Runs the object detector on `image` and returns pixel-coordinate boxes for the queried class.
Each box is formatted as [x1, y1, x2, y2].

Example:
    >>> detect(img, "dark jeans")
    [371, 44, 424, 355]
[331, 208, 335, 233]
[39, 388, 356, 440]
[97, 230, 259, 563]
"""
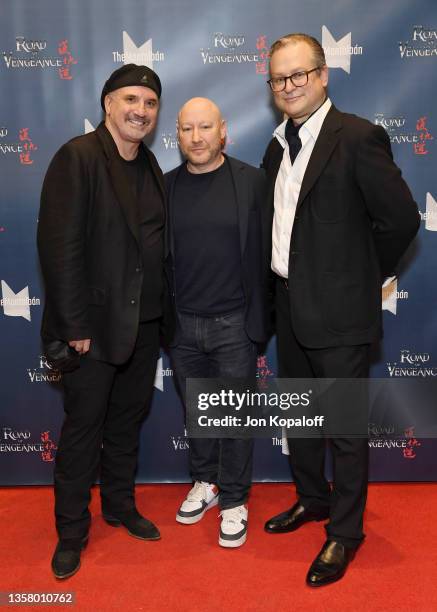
[276, 278, 370, 548]
[170, 309, 257, 510]
[55, 320, 160, 539]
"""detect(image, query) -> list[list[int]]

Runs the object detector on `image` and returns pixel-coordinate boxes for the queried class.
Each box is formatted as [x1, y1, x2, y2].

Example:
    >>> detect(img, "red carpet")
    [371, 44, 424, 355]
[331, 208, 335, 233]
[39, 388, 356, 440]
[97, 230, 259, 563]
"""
[1, 483, 437, 611]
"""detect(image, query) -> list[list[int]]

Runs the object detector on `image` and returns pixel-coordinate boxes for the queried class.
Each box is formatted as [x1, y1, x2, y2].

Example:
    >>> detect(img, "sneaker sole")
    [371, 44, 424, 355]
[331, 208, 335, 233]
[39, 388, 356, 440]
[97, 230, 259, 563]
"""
[176, 496, 219, 525]
[219, 532, 247, 548]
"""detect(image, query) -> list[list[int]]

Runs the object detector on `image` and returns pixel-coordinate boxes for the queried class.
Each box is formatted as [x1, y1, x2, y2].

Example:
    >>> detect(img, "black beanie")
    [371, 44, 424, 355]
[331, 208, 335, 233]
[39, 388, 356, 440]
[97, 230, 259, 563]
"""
[101, 63, 162, 110]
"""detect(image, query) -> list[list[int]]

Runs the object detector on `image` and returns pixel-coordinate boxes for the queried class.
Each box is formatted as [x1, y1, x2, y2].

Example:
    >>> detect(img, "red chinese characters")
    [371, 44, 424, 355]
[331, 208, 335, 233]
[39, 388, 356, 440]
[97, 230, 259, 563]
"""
[403, 426, 421, 459]
[18, 128, 37, 165]
[58, 40, 77, 80]
[414, 116, 433, 155]
[256, 35, 269, 75]
[257, 354, 274, 389]
[41, 431, 57, 462]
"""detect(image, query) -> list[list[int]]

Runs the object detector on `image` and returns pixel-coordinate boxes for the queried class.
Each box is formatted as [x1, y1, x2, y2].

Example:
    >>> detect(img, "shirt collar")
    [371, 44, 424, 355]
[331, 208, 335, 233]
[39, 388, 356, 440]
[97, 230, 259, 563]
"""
[274, 98, 332, 149]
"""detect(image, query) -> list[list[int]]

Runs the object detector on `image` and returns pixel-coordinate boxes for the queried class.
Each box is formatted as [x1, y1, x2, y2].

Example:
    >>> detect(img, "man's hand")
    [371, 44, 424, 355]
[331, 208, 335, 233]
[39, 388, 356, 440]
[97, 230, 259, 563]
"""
[68, 339, 91, 354]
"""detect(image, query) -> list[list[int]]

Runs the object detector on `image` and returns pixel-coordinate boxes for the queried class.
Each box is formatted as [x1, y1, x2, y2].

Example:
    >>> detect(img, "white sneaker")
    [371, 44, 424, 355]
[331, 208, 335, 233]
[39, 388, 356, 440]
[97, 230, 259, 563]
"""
[219, 504, 248, 548]
[176, 481, 219, 524]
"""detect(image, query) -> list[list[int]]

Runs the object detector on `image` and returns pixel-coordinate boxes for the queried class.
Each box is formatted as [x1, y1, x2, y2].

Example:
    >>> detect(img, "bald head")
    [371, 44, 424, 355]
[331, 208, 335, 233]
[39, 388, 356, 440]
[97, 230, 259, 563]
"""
[177, 97, 226, 174]
[178, 97, 222, 124]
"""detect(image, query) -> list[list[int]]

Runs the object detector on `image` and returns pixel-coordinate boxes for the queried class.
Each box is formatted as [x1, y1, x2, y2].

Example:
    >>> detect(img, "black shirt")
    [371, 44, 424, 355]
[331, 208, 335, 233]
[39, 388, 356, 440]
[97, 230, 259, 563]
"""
[173, 161, 244, 315]
[121, 147, 164, 321]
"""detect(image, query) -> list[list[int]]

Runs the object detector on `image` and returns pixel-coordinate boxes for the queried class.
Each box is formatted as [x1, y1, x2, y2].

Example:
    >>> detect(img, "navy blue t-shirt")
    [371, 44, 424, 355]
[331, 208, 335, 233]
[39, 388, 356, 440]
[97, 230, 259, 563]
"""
[173, 161, 244, 315]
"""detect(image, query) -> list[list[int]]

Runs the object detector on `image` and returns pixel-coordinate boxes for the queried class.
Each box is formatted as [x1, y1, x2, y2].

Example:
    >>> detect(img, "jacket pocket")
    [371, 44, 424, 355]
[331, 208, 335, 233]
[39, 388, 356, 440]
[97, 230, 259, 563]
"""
[322, 271, 377, 333]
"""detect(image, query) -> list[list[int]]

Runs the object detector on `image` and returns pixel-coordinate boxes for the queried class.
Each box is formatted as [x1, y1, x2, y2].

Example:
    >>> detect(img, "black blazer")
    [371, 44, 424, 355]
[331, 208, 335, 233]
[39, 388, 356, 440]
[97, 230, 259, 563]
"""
[262, 105, 420, 348]
[38, 122, 166, 364]
[165, 155, 269, 344]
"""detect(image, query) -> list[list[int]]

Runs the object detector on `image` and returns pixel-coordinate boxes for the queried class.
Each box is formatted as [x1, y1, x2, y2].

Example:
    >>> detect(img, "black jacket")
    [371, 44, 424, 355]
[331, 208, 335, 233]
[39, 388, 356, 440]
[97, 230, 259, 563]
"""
[262, 105, 420, 348]
[38, 122, 166, 364]
[165, 155, 269, 344]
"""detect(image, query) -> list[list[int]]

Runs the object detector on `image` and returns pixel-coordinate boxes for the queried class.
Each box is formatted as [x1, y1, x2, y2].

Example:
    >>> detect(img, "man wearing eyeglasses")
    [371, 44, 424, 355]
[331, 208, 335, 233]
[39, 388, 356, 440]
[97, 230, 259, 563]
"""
[262, 33, 419, 586]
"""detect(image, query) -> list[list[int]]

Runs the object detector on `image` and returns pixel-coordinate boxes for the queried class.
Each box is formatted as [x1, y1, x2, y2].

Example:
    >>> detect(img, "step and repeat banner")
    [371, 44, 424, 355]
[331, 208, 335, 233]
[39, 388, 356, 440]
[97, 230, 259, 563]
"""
[1, 0, 436, 485]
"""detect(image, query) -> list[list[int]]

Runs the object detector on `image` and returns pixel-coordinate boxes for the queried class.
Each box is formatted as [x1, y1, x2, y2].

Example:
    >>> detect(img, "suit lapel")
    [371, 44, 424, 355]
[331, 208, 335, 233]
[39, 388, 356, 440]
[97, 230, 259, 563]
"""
[262, 138, 285, 234]
[96, 123, 140, 246]
[296, 106, 342, 209]
[266, 139, 284, 213]
[141, 144, 167, 255]
[110, 157, 142, 245]
[96, 123, 166, 248]
[227, 156, 249, 256]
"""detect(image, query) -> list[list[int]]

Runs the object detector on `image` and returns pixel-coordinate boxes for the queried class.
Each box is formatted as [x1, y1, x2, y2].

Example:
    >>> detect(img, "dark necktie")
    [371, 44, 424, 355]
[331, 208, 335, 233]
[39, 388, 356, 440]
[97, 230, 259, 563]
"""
[285, 119, 302, 164]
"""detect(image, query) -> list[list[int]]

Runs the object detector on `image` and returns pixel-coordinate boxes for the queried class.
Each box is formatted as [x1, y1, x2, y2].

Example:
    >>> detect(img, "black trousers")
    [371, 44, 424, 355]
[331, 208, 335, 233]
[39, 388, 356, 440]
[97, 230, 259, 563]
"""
[276, 278, 370, 548]
[54, 320, 160, 539]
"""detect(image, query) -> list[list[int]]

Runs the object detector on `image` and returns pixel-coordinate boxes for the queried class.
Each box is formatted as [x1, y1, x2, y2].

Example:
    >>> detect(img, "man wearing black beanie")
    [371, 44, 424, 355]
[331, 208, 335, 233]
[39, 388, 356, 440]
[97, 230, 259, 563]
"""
[38, 64, 166, 579]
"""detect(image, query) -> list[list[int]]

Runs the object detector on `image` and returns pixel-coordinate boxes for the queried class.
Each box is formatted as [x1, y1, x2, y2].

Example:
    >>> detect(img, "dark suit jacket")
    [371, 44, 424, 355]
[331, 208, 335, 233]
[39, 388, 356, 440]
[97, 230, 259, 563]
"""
[38, 122, 166, 364]
[262, 105, 420, 348]
[164, 155, 269, 344]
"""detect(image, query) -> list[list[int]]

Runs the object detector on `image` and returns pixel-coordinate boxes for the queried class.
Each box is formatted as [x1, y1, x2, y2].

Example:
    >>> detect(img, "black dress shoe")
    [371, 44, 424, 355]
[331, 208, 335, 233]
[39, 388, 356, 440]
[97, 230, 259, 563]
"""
[103, 508, 160, 541]
[306, 540, 356, 587]
[51, 536, 88, 579]
[264, 502, 330, 534]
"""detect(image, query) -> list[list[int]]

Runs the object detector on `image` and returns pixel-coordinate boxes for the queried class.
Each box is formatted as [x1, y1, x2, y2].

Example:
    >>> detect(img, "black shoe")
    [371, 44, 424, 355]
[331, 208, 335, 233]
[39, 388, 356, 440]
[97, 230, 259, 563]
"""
[51, 536, 88, 579]
[306, 540, 356, 587]
[103, 508, 160, 541]
[264, 502, 329, 534]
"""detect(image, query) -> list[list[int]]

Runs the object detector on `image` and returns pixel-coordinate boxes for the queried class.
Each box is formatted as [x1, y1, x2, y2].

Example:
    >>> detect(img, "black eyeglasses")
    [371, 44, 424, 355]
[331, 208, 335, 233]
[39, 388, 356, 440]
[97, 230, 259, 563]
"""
[267, 66, 322, 92]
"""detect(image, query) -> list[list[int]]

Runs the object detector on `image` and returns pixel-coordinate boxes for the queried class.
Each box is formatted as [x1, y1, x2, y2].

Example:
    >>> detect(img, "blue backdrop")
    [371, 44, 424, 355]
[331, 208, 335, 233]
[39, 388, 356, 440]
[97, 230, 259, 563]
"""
[1, 0, 436, 485]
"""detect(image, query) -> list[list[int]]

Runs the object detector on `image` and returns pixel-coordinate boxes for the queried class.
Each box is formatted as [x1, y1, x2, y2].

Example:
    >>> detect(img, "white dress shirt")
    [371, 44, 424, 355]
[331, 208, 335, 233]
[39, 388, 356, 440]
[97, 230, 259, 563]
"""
[271, 98, 332, 278]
